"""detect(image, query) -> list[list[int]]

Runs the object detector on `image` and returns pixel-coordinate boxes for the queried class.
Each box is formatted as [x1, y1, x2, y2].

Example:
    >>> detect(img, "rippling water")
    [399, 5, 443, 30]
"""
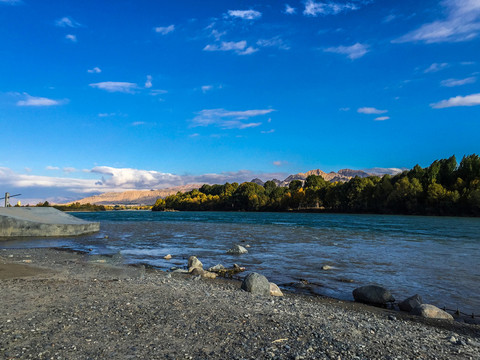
[2, 211, 479, 314]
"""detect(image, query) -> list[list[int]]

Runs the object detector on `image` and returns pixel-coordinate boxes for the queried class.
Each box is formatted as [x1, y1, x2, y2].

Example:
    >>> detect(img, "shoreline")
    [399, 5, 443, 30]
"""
[1, 247, 479, 359]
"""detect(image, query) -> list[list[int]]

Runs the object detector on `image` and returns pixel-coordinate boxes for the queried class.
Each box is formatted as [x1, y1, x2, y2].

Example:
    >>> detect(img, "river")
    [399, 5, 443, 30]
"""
[1, 211, 479, 314]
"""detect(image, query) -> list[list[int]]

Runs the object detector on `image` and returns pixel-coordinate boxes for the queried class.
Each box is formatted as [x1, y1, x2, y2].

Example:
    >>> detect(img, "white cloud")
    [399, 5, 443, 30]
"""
[0, 166, 290, 204]
[89, 81, 138, 93]
[431, 93, 480, 108]
[145, 75, 153, 88]
[55, 16, 82, 28]
[87, 67, 101, 74]
[228, 10, 262, 20]
[154, 25, 175, 35]
[261, 129, 275, 134]
[374, 116, 390, 121]
[303, 0, 364, 16]
[358, 107, 388, 114]
[257, 37, 290, 50]
[98, 113, 116, 117]
[440, 76, 476, 87]
[63, 167, 77, 173]
[201, 85, 213, 93]
[46, 166, 60, 171]
[324, 43, 369, 60]
[424, 62, 449, 73]
[203, 40, 258, 55]
[285, 4, 296, 14]
[16, 94, 62, 107]
[273, 160, 286, 166]
[394, 0, 480, 43]
[192, 108, 275, 129]
[150, 89, 168, 96]
[65, 34, 77, 42]
[132, 121, 146, 126]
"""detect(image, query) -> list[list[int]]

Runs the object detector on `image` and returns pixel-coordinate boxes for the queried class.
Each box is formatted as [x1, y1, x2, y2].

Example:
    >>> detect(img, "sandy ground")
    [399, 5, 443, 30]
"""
[1, 248, 479, 360]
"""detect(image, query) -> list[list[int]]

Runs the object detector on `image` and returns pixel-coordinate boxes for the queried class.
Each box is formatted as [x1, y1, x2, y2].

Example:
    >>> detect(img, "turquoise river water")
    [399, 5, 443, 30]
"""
[1, 211, 479, 314]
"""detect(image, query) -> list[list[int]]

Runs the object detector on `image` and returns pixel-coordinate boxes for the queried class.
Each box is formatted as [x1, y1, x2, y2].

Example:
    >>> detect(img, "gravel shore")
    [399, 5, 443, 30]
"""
[1, 248, 479, 359]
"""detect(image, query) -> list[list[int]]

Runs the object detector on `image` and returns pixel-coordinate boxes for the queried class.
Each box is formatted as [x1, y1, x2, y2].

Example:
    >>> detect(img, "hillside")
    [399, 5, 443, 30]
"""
[67, 184, 202, 206]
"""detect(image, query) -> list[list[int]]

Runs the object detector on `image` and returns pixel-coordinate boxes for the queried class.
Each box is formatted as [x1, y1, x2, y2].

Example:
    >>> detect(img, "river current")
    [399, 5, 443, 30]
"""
[2, 211, 479, 314]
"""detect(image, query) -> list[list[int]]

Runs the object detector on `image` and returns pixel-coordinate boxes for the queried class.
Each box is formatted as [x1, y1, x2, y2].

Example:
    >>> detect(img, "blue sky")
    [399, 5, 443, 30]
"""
[1, 0, 479, 203]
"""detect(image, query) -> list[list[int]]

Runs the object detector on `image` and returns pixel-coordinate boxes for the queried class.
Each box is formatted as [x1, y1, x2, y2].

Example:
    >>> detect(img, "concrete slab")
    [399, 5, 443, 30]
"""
[0, 207, 100, 237]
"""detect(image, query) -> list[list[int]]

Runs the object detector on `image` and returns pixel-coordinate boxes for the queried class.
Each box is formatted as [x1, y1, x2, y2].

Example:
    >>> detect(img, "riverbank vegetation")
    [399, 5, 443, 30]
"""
[152, 154, 480, 217]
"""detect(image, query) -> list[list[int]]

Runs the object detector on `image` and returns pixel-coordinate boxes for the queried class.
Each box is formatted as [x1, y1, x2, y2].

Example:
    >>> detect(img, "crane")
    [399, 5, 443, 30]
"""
[0, 193, 21, 207]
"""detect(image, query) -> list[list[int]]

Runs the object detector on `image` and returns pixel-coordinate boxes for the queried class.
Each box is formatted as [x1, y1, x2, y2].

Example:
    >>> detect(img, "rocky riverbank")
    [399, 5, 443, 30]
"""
[1, 248, 479, 359]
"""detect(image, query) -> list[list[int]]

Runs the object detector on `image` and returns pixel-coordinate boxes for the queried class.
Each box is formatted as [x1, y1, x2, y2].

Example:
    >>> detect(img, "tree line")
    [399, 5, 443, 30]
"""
[152, 154, 480, 217]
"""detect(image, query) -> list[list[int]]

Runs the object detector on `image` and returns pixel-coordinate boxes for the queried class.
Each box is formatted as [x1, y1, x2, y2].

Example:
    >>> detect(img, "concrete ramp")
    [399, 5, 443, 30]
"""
[0, 207, 100, 237]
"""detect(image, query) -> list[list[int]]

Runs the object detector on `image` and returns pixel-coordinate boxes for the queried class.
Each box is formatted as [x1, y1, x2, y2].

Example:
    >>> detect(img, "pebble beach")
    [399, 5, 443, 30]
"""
[1, 248, 480, 360]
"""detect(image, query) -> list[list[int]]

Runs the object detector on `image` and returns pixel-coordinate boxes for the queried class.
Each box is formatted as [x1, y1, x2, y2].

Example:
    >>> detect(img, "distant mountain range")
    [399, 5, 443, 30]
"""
[68, 168, 405, 206]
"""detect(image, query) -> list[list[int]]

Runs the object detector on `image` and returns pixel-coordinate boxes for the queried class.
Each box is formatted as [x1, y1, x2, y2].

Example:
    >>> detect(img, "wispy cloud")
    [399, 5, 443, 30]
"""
[201, 85, 213, 93]
[304, 0, 369, 16]
[285, 4, 296, 14]
[440, 76, 476, 87]
[89, 81, 138, 93]
[227, 10, 262, 20]
[261, 129, 275, 134]
[145, 75, 153, 88]
[204, 40, 258, 55]
[374, 116, 390, 121]
[431, 93, 480, 108]
[358, 107, 388, 114]
[324, 43, 369, 60]
[394, 0, 480, 43]
[16, 93, 62, 107]
[192, 108, 275, 129]
[424, 62, 449, 73]
[132, 121, 146, 126]
[87, 67, 101, 74]
[63, 167, 77, 173]
[273, 160, 287, 166]
[65, 34, 77, 42]
[154, 24, 175, 35]
[55, 16, 82, 28]
[46, 166, 60, 171]
[0, 0, 22, 4]
[257, 37, 290, 50]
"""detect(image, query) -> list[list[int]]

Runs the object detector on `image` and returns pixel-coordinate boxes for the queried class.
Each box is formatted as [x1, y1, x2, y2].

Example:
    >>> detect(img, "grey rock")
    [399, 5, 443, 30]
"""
[352, 285, 395, 306]
[411, 304, 454, 320]
[188, 256, 203, 272]
[226, 245, 248, 255]
[399, 294, 423, 312]
[241, 272, 270, 296]
[208, 264, 225, 272]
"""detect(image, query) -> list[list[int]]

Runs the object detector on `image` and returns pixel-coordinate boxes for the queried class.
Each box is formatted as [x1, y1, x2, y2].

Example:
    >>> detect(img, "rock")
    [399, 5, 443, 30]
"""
[321, 265, 332, 270]
[190, 267, 217, 279]
[226, 245, 248, 255]
[411, 304, 454, 320]
[164, 254, 172, 260]
[352, 285, 395, 306]
[399, 294, 423, 312]
[188, 256, 203, 272]
[201, 271, 217, 279]
[270, 283, 284, 297]
[241, 272, 270, 296]
[208, 264, 225, 272]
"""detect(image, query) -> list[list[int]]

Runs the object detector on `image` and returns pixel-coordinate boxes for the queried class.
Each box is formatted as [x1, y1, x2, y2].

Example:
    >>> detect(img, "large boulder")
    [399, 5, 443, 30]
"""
[188, 256, 203, 272]
[353, 285, 395, 306]
[226, 245, 248, 255]
[241, 272, 270, 296]
[399, 294, 423, 312]
[411, 304, 454, 320]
